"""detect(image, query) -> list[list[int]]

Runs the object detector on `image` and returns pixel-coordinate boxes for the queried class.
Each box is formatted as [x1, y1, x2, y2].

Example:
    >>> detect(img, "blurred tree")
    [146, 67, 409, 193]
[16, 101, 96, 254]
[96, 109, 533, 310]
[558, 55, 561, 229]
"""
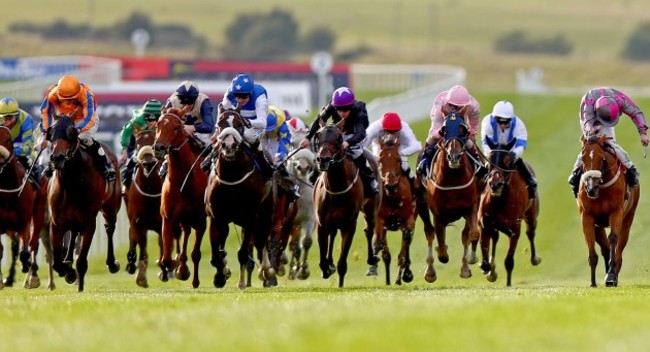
[622, 22, 650, 61]
[495, 30, 572, 56]
[302, 26, 336, 52]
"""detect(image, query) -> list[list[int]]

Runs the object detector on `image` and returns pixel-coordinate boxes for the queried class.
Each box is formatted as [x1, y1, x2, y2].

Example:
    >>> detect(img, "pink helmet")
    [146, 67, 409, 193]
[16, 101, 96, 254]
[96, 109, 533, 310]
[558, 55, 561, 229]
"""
[594, 96, 620, 127]
[381, 112, 402, 131]
[446, 85, 471, 106]
[331, 87, 355, 107]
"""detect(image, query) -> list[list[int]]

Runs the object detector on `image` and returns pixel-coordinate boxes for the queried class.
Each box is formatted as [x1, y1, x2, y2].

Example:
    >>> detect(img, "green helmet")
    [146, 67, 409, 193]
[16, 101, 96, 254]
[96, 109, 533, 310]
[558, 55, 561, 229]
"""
[0, 97, 19, 117]
[142, 99, 162, 120]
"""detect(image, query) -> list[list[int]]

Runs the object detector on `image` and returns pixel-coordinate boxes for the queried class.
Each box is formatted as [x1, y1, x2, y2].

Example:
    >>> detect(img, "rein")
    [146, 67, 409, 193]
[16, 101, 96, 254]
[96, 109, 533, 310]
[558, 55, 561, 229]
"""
[324, 167, 360, 195]
[0, 153, 29, 194]
[213, 156, 256, 186]
[132, 166, 162, 198]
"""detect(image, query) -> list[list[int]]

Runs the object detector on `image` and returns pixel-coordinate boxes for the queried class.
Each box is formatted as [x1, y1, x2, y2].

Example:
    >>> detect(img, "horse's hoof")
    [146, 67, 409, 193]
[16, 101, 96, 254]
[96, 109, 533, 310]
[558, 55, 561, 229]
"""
[367, 265, 378, 276]
[277, 265, 286, 277]
[460, 267, 472, 279]
[65, 270, 77, 285]
[436, 246, 450, 264]
[192, 280, 200, 289]
[264, 277, 278, 287]
[321, 269, 332, 279]
[214, 273, 227, 288]
[125, 262, 136, 275]
[27, 275, 41, 289]
[480, 262, 491, 274]
[298, 267, 310, 280]
[3, 278, 14, 287]
[531, 256, 542, 266]
[402, 268, 414, 283]
[487, 272, 498, 282]
[281, 252, 289, 265]
[108, 261, 120, 274]
[238, 281, 247, 290]
[158, 271, 169, 282]
[176, 266, 190, 281]
[136, 275, 148, 288]
[288, 267, 297, 280]
[605, 274, 618, 287]
[424, 267, 437, 283]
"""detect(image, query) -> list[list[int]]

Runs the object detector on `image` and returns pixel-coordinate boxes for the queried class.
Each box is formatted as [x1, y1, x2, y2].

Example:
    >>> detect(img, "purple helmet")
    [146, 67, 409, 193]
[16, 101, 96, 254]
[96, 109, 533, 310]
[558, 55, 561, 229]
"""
[331, 87, 355, 107]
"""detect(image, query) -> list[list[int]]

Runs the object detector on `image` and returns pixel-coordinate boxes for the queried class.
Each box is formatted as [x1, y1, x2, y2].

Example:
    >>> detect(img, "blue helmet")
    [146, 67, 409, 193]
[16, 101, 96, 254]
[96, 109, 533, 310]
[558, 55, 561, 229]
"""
[176, 81, 199, 104]
[231, 73, 254, 95]
[266, 112, 277, 132]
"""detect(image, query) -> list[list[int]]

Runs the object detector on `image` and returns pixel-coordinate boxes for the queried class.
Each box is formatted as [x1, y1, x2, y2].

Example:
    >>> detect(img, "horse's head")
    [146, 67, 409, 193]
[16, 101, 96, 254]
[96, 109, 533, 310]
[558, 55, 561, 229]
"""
[440, 112, 469, 169]
[135, 145, 158, 174]
[378, 132, 402, 194]
[48, 115, 80, 171]
[289, 148, 315, 179]
[154, 107, 188, 156]
[217, 108, 250, 138]
[216, 127, 243, 160]
[315, 125, 344, 171]
[580, 134, 616, 199]
[0, 126, 14, 172]
[486, 138, 517, 197]
[134, 123, 162, 160]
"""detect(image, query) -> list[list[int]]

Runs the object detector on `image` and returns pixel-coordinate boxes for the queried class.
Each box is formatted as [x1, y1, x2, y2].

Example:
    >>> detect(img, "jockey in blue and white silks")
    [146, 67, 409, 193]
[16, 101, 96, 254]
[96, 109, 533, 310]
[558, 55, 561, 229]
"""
[221, 73, 268, 145]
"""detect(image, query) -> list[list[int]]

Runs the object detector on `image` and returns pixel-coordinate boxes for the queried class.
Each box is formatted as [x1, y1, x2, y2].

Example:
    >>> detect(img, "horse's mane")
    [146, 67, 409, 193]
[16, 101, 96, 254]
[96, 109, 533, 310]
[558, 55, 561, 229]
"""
[319, 125, 343, 145]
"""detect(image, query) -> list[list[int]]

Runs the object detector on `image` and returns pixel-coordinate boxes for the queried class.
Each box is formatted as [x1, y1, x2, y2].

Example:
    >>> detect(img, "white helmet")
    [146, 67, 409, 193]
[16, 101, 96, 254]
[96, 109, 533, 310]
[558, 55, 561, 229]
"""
[492, 100, 515, 119]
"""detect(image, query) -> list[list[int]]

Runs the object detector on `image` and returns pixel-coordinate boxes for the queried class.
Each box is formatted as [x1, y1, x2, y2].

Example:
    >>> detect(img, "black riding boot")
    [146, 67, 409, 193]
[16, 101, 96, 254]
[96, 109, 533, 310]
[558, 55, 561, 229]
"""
[87, 140, 116, 182]
[416, 143, 437, 177]
[568, 166, 582, 198]
[516, 159, 537, 199]
[18, 156, 40, 189]
[121, 157, 137, 188]
[355, 154, 378, 195]
[276, 163, 300, 201]
[248, 143, 273, 181]
[200, 145, 216, 172]
[467, 147, 488, 179]
[308, 168, 320, 185]
[626, 166, 640, 187]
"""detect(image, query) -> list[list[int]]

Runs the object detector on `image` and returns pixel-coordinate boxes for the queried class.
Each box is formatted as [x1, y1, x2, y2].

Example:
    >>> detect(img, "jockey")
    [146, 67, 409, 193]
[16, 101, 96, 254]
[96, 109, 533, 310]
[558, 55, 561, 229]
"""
[568, 87, 649, 197]
[40, 74, 116, 181]
[263, 105, 300, 200]
[416, 85, 487, 178]
[208, 73, 274, 180]
[0, 97, 41, 188]
[299, 86, 379, 195]
[159, 81, 215, 177]
[363, 111, 422, 182]
[481, 100, 537, 199]
[119, 99, 163, 188]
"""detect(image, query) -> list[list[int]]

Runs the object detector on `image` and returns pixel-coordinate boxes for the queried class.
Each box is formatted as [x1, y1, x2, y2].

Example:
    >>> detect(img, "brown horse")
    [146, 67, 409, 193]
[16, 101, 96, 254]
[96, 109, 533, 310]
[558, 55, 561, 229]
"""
[374, 131, 416, 285]
[47, 115, 121, 292]
[420, 112, 481, 282]
[0, 126, 48, 289]
[154, 107, 209, 288]
[313, 124, 382, 287]
[479, 138, 541, 286]
[123, 124, 175, 288]
[205, 108, 277, 289]
[577, 134, 639, 287]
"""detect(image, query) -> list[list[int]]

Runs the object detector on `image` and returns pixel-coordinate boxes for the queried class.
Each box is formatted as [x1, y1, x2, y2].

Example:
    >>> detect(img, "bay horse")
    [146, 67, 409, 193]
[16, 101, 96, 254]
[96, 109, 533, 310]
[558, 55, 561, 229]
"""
[154, 106, 209, 288]
[313, 124, 382, 287]
[420, 112, 481, 282]
[205, 108, 276, 289]
[123, 123, 176, 288]
[47, 115, 121, 292]
[479, 138, 541, 286]
[577, 134, 639, 287]
[374, 131, 416, 285]
[0, 126, 47, 289]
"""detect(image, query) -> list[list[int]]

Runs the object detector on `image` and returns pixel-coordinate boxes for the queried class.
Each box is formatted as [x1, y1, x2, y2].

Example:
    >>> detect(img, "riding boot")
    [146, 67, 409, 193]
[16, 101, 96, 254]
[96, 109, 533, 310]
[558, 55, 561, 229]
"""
[626, 166, 640, 187]
[468, 146, 488, 179]
[568, 166, 582, 198]
[86, 140, 116, 182]
[355, 154, 378, 195]
[277, 163, 300, 201]
[121, 157, 137, 188]
[308, 168, 320, 185]
[251, 146, 274, 181]
[18, 156, 40, 189]
[516, 159, 537, 199]
[416, 143, 437, 177]
[200, 146, 215, 172]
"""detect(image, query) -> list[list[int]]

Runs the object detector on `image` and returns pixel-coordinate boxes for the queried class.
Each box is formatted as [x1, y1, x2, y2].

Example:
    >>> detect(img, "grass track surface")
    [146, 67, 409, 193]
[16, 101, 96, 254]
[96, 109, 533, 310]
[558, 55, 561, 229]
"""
[2, 92, 650, 351]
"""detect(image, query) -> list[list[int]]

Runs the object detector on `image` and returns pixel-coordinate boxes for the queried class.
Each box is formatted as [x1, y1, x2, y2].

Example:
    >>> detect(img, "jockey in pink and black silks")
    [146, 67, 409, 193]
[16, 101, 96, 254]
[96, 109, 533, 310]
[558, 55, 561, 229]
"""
[568, 87, 649, 197]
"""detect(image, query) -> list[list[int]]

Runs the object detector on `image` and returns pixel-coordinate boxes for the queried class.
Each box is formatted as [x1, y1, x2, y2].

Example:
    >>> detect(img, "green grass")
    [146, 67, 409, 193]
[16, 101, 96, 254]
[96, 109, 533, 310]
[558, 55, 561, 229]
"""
[2, 92, 650, 351]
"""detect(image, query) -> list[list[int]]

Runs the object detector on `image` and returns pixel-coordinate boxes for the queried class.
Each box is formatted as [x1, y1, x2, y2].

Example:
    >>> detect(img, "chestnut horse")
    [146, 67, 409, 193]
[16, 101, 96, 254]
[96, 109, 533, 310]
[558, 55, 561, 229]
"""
[154, 107, 209, 288]
[47, 115, 121, 292]
[313, 125, 382, 287]
[479, 138, 541, 286]
[123, 124, 176, 288]
[205, 108, 276, 289]
[420, 112, 481, 282]
[0, 126, 47, 289]
[374, 131, 416, 285]
[577, 134, 639, 287]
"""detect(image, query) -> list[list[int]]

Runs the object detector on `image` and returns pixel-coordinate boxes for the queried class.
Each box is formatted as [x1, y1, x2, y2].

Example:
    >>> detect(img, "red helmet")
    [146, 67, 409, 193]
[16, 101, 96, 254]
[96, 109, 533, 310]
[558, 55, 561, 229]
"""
[594, 96, 620, 127]
[381, 112, 402, 131]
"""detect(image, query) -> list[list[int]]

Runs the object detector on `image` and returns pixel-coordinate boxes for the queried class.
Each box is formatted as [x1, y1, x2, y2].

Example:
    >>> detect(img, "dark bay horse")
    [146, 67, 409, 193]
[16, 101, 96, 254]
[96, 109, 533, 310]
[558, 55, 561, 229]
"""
[577, 134, 639, 287]
[123, 124, 173, 288]
[313, 125, 382, 287]
[154, 107, 209, 288]
[374, 131, 416, 285]
[479, 138, 541, 286]
[0, 126, 47, 289]
[205, 108, 276, 289]
[421, 112, 481, 282]
[47, 115, 121, 292]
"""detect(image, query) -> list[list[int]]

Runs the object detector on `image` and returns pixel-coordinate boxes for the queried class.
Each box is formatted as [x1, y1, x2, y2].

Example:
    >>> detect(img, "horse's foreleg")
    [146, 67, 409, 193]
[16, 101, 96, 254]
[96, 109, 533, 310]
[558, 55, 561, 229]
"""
[466, 211, 480, 265]
[190, 222, 206, 289]
[158, 219, 176, 282]
[287, 225, 301, 280]
[424, 220, 437, 283]
[317, 225, 334, 280]
[460, 223, 472, 279]
[3, 232, 19, 287]
[433, 218, 449, 264]
[75, 227, 96, 292]
[135, 227, 149, 288]
[237, 230, 253, 290]
[39, 219, 55, 290]
[525, 213, 542, 266]
[126, 225, 139, 275]
[337, 222, 357, 288]
[364, 218, 379, 276]
[209, 221, 230, 288]
[504, 228, 521, 287]
[605, 218, 622, 287]
[103, 217, 120, 274]
[581, 215, 600, 287]
[173, 225, 191, 282]
[19, 228, 32, 274]
[297, 221, 315, 280]
[397, 227, 414, 284]
[480, 224, 498, 282]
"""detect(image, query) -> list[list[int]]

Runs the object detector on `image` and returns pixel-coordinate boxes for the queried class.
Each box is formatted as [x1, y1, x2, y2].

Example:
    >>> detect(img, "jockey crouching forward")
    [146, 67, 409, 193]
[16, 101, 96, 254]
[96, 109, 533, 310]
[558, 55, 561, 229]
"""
[481, 100, 537, 199]
[262, 105, 300, 201]
[0, 97, 42, 188]
[417, 85, 487, 178]
[299, 86, 379, 195]
[159, 80, 215, 177]
[40, 75, 116, 181]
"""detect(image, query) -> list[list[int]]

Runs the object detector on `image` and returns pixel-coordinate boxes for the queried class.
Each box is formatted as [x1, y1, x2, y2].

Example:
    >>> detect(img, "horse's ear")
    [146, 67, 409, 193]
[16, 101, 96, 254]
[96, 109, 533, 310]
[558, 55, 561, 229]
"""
[505, 138, 517, 150]
[438, 126, 447, 138]
[486, 138, 497, 150]
[459, 124, 469, 137]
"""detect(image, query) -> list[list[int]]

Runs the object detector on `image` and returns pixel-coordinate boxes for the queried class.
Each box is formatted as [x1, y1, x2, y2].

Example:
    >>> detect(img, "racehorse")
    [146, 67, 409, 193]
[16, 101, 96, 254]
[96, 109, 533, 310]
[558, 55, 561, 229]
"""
[577, 134, 639, 287]
[123, 123, 177, 288]
[420, 112, 481, 282]
[0, 126, 47, 289]
[374, 131, 416, 285]
[154, 106, 209, 288]
[285, 148, 317, 280]
[47, 115, 121, 292]
[205, 108, 277, 289]
[479, 138, 541, 286]
[313, 124, 382, 287]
